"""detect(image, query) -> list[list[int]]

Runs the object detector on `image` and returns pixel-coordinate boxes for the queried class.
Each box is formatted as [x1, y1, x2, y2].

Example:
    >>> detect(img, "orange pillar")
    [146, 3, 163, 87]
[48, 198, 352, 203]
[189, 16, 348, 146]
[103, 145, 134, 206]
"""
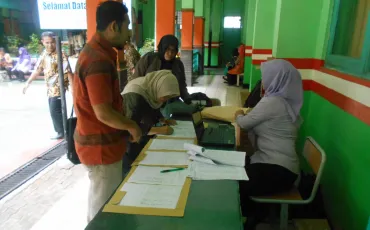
[155, 0, 175, 48]
[86, 0, 123, 41]
[194, 17, 204, 49]
[181, 9, 194, 50]
[194, 16, 205, 74]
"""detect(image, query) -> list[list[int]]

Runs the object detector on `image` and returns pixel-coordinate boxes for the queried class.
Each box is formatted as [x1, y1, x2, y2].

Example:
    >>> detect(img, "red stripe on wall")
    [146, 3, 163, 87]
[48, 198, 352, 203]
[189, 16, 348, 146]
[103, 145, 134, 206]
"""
[252, 49, 273, 54]
[277, 58, 370, 88]
[303, 80, 370, 125]
[252, 60, 265, 65]
[245, 46, 252, 49]
[283, 58, 325, 70]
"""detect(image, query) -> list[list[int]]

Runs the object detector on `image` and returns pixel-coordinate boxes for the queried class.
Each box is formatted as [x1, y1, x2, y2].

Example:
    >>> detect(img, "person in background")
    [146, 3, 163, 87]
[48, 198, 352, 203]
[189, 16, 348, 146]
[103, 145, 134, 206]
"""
[224, 44, 245, 85]
[23, 32, 73, 140]
[73, 2, 142, 222]
[223, 47, 239, 79]
[11, 47, 32, 82]
[234, 59, 303, 229]
[121, 70, 179, 175]
[133, 35, 196, 118]
[124, 42, 141, 83]
[0, 47, 13, 81]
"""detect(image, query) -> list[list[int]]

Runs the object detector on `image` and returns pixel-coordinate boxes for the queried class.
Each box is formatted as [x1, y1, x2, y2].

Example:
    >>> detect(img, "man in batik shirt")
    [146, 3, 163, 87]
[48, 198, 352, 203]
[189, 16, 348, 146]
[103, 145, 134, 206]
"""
[23, 31, 73, 140]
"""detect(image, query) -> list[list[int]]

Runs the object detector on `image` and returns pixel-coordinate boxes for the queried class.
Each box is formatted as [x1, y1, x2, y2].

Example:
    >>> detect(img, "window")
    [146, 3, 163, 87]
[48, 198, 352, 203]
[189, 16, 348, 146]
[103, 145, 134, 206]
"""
[326, 0, 370, 78]
[223, 16, 241, 29]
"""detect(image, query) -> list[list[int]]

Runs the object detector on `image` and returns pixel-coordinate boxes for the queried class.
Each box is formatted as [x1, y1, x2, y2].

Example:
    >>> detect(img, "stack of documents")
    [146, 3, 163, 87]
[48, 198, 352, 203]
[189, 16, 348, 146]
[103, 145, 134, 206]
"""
[120, 166, 188, 209]
[148, 138, 194, 151]
[184, 143, 249, 181]
[139, 151, 190, 166]
[157, 120, 196, 138]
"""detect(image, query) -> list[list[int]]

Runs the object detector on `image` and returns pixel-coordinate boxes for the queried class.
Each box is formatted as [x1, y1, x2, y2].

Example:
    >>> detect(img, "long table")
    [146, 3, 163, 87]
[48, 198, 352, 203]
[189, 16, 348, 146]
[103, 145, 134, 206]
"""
[85, 119, 243, 230]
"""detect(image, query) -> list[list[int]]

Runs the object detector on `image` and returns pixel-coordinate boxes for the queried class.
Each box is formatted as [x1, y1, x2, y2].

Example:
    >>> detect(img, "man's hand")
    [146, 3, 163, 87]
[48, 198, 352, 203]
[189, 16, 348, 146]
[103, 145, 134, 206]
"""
[22, 82, 30, 94]
[160, 118, 177, 126]
[234, 110, 245, 120]
[128, 122, 142, 143]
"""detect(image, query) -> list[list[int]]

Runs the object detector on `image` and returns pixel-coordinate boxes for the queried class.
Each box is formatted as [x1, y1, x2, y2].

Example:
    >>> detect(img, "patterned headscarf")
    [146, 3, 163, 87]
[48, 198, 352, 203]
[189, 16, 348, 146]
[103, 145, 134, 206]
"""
[122, 70, 180, 109]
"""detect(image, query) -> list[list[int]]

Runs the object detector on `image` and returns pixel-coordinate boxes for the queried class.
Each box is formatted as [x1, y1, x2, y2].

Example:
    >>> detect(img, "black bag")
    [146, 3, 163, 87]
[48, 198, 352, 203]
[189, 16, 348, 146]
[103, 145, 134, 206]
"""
[66, 107, 80, 165]
[188, 92, 213, 107]
[244, 80, 262, 108]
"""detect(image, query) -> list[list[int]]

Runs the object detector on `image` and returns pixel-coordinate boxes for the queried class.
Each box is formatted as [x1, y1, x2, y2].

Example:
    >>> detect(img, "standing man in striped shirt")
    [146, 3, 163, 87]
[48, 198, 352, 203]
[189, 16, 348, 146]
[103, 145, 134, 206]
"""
[73, 1, 142, 222]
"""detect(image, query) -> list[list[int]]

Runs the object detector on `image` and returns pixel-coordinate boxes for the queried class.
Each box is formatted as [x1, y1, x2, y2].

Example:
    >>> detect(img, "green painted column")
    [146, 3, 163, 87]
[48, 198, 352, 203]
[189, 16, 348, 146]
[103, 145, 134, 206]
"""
[142, 0, 155, 41]
[248, 0, 276, 89]
[243, 0, 254, 86]
[210, 0, 222, 66]
[273, 0, 332, 60]
[204, 0, 211, 66]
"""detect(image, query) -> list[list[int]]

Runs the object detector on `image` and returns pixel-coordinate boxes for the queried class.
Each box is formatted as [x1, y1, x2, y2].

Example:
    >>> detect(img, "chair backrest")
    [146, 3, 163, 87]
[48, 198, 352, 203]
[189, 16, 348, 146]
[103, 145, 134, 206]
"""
[302, 136, 326, 203]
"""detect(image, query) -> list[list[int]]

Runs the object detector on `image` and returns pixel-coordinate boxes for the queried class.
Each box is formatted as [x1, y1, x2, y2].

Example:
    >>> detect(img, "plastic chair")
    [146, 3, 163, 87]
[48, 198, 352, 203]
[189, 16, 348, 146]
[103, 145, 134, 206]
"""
[250, 137, 327, 230]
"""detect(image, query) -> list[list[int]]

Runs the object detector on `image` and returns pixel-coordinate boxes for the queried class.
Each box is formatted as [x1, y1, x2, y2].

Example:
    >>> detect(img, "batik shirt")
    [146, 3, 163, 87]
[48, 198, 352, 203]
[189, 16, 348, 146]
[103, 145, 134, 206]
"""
[35, 50, 71, 97]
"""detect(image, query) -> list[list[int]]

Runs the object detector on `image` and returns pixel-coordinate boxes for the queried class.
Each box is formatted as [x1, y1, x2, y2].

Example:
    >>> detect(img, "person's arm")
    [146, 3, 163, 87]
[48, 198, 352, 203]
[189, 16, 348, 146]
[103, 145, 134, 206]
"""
[235, 98, 274, 131]
[177, 60, 191, 101]
[86, 63, 142, 142]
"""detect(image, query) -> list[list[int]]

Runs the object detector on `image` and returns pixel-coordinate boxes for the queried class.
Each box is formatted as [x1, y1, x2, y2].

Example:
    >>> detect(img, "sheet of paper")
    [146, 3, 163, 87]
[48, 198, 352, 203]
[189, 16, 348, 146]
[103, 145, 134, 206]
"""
[184, 143, 205, 154]
[139, 151, 190, 166]
[120, 183, 183, 209]
[203, 149, 246, 167]
[189, 155, 217, 165]
[188, 161, 249, 181]
[128, 166, 188, 186]
[158, 121, 196, 138]
[148, 139, 194, 151]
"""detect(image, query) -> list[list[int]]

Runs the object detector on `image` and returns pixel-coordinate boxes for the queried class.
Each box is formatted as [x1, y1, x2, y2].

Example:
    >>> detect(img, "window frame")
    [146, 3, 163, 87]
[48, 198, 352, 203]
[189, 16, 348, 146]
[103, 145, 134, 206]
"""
[325, 0, 370, 79]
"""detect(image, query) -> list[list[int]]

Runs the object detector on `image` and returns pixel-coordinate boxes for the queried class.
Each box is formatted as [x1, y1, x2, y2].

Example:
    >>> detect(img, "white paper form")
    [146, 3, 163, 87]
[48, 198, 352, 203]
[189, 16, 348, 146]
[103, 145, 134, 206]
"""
[188, 161, 249, 181]
[202, 149, 246, 167]
[148, 139, 194, 151]
[158, 121, 196, 138]
[120, 183, 183, 209]
[128, 166, 188, 186]
[139, 151, 190, 166]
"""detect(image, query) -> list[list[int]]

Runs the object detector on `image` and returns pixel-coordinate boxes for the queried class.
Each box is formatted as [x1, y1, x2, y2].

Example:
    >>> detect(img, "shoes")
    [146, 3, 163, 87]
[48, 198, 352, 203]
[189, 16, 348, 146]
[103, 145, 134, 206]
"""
[51, 133, 64, 140]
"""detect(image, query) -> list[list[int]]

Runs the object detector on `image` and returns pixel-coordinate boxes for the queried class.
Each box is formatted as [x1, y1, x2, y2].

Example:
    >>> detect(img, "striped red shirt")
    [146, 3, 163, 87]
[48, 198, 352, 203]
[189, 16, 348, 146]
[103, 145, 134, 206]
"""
[73, 33, 127, 165]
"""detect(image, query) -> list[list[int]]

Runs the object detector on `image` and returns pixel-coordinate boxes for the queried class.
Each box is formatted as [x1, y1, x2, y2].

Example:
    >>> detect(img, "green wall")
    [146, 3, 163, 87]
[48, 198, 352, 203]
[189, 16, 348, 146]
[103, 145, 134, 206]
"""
[298, 91, 370, 230]
[194, 0, 204, 17]
[0, 0, 31, 11]
[142, 0, 155, 41]
[273, 0, 332, 59]
[221, 0, 245, 64]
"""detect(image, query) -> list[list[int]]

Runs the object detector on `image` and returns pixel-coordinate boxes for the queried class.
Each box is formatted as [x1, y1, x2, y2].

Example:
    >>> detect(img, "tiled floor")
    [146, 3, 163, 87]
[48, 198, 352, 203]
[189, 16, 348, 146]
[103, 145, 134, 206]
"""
[0, 72, 249, 230]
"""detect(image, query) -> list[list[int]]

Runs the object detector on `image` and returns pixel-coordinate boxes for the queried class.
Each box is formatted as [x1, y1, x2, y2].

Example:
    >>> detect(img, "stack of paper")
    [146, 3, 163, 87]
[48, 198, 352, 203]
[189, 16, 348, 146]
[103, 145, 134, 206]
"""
[119, 166, 188, 209]
[128, 166, 188, 186]
[158, 120, 196, 138]
[188, 161, 249, 181]
[139, 151, 190, 166]
[184, 144, 245, 167]
[184, 143, 248, 181]
[120, 183, 183, 209]
[148, 139, 194, 151]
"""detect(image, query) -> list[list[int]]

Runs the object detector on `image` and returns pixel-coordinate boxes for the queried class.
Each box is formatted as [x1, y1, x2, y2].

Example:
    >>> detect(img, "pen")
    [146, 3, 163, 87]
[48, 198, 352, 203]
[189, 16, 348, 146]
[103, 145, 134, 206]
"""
[160, 168, 185, 173]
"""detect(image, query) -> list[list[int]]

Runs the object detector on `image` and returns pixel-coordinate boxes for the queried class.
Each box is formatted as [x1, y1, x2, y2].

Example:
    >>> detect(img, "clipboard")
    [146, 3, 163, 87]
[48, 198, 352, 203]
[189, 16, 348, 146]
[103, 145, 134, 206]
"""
[103, 166, 192, 217]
